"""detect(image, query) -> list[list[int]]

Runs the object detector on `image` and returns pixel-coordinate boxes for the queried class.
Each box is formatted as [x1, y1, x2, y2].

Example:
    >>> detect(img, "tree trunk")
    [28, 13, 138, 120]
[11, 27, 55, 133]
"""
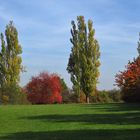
[86, 95, 89, 104]
[77, 87, 80, 103]
[77, 97, 80, 103]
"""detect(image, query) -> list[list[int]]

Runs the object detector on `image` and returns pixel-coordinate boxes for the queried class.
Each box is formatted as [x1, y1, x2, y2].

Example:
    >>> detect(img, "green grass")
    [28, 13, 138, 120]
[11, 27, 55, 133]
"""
[0, 103, 140, 140]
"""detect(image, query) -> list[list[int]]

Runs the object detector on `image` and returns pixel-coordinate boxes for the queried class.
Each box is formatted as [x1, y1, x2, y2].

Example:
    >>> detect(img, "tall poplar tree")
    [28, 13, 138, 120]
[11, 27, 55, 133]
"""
[67, 16, 100, 103]
[0, 21, 23, 103]
[5, 21, 22, 85]
[0, 33, 6, 89]
[137, 33, 140, 56]
[67, 20, 81, 101]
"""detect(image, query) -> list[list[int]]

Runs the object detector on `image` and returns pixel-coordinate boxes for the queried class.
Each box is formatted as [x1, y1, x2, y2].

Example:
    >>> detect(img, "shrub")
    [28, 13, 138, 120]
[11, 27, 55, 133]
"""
[108, 89, 122, 102]
[90, 89, 122, 103]
[25, 72, 62, 104]
[91, 90, 112, 103]
[68, 92, 79, 103]
[115, 57, 140, 102]
[2, 95, 9, 104]
[79, 91, 86, 103]
[0, 85, 29, 104]
[60, 78, 71, 103]
[61, 89, 70, 103]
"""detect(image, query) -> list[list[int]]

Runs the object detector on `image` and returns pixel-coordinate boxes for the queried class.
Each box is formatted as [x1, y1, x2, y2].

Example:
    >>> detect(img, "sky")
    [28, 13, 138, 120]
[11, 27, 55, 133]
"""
[0, 0, 140, 90]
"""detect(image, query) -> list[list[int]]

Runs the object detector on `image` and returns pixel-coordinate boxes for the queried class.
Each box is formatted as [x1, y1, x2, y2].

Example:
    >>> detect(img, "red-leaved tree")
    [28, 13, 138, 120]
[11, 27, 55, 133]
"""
[115, 57, 140, 102]
[25, 72, 62, 104]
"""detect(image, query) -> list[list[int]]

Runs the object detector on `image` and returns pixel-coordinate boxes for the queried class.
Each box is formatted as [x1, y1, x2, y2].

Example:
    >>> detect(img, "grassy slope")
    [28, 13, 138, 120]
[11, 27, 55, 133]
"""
[0, 103, 140, 140]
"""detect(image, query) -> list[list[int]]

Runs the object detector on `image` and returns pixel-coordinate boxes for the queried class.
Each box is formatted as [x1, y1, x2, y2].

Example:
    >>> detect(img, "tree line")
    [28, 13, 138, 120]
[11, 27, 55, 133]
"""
[0, 16, 140, 104]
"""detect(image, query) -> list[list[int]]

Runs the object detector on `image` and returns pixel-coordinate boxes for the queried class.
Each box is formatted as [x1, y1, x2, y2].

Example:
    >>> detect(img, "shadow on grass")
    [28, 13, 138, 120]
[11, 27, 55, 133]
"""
[80, 103, 140, 112]
[21, 111, 140, 125]
[1, 129, 140, 140]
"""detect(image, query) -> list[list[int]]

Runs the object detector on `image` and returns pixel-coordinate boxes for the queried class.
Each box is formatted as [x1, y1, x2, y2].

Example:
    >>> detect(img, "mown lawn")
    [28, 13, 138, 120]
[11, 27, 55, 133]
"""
[0, 103, 140, 140]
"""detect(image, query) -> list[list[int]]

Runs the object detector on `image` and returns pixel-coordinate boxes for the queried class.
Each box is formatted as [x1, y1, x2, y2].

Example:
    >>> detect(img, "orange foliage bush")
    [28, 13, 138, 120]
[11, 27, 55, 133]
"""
[25, 72, 62, 104]
[115, 57, 140, 102]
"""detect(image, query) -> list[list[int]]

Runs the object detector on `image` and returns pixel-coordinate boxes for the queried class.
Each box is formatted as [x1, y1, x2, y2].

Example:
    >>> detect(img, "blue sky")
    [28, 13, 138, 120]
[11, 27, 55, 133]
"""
[0, 0, 140, 90]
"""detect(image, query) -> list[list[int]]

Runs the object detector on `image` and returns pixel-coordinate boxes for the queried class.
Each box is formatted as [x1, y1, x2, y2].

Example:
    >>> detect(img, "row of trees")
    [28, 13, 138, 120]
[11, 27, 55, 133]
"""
[0, 17, 101, 104]
[0, 16, 140, 104]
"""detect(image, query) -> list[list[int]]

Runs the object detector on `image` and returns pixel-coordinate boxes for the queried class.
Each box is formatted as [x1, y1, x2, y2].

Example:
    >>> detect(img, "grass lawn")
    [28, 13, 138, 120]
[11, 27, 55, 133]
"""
[0, 103, 140, 140]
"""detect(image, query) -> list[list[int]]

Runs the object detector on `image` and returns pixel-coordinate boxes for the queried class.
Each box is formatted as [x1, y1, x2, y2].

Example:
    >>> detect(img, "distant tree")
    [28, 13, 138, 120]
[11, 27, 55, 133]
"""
[25, 72, 62, 104]
[67, 16, 100, 103]
[0, 21, 23, 103]
[115, 34, 140, 102]
[108, 89, 121, 102]
[60, 78, 68, 91]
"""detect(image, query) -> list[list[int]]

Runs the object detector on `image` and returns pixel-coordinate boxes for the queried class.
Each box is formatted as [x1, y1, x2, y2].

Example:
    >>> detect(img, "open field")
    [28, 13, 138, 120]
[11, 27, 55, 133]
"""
[0, 103, 140, 140]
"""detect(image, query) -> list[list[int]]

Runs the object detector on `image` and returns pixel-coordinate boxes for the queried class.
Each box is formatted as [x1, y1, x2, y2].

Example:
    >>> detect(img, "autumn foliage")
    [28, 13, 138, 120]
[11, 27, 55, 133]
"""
[115, 57, 140, 102]
[25, 72, 62, 104]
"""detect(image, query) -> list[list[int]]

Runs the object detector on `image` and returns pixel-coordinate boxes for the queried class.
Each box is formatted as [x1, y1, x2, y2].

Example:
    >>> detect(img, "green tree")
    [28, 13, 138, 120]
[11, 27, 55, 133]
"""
[137, 33, 140, 56]
[0, 33, 6, 89]
[5, 21, 22, 85]
[60, 78, 68, 91]
[67, 16, 100, 103]
[67, 19, 81, 102]
[60, 78, 70, 103]
[0, 21, 23, 103]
